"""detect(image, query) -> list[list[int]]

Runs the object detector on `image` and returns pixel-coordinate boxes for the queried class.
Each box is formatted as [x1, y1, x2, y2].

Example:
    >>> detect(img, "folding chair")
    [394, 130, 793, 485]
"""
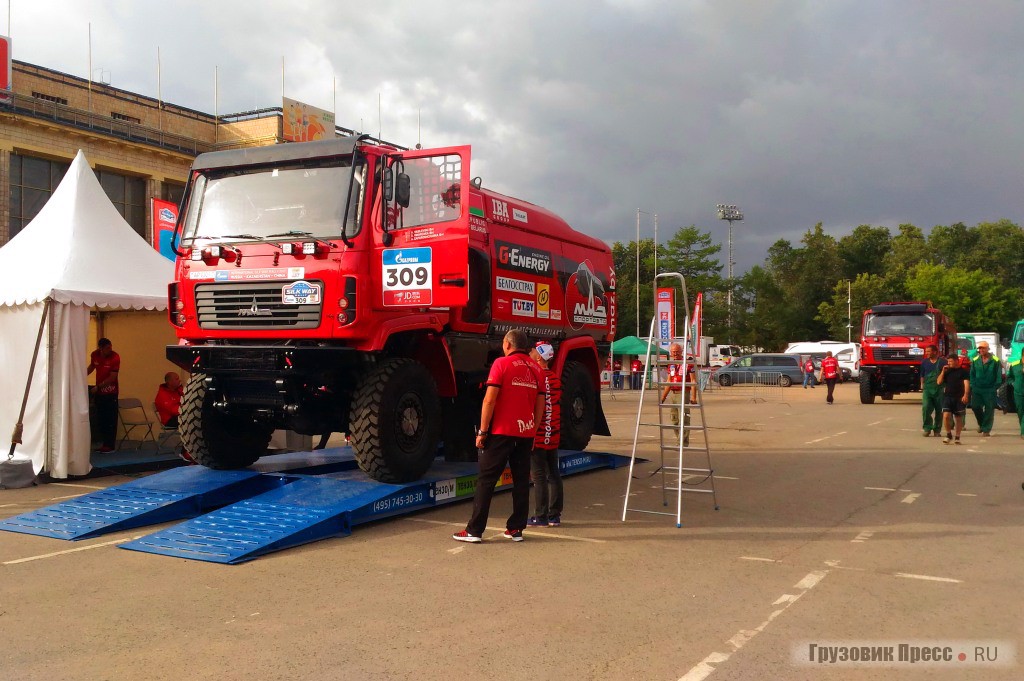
[117, 398, 158, 451]
[154, 402, 181, 454]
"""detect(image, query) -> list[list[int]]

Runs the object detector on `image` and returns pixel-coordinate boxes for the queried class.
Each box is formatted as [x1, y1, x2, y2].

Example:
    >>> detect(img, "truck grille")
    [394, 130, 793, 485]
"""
[196, 282, 322, 330]
[206, 349, 281, 372]
[875, 348, 915, 361]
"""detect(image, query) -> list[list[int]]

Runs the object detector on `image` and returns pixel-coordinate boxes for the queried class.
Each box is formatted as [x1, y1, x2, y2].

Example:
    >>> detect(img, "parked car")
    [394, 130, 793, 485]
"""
[784, 341, 860, 378]
[714, 353, 803, 387]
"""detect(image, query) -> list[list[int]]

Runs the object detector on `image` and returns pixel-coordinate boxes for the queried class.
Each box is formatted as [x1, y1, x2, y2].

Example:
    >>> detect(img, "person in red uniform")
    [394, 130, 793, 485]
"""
[631, 357, 643, 390]
[454, 329, 545, 543]
[87, 338, 120, 453]
[527, 341, 563, 528]
[154, 372, 183, 427]
[821, 351, 841, 405]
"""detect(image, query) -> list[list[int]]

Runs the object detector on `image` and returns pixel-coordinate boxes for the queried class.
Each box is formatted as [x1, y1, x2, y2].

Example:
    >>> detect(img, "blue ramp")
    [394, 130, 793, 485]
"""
[0, 467, 281, 541]
[121, 477, 404, 564]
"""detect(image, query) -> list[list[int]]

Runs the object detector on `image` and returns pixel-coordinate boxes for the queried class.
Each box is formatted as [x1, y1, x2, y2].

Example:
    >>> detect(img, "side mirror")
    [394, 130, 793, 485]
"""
[395, 173, 411, 208]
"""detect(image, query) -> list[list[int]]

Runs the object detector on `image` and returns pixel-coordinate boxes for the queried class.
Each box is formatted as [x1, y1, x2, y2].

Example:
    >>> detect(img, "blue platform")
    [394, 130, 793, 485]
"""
[0, 467, 281, 540]
[2, 449, 630, 564]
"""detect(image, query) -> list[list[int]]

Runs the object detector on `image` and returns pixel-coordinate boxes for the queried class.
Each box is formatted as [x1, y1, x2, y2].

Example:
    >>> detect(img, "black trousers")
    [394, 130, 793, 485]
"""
[466, 434, 532, 537]
[530, 448, 563, 519]
[825, 378, 837, 403]
[94, 393, 118, 448]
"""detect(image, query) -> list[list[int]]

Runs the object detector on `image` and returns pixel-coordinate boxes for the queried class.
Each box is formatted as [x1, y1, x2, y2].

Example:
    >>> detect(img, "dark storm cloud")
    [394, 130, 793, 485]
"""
[12, 1, 1024, 271]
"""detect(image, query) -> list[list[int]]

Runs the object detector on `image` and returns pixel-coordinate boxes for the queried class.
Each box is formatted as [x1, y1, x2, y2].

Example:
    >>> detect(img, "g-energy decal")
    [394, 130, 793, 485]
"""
[495, 240, 552, 278]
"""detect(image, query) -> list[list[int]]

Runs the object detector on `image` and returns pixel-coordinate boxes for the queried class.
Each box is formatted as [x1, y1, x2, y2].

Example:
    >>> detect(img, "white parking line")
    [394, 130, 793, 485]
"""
[956, 493, 977, 497]
[3, 535, 142, 565]
[901, 493, 922, 504]
[851, 530, 874, 543]
[804, 431, 847, 445]
[895, 572, 962, 584]
[866, 418, 892, 426]
[46, 482, 108, 490]
[740, 556, 777, 562]
[678, 570, 829, 681]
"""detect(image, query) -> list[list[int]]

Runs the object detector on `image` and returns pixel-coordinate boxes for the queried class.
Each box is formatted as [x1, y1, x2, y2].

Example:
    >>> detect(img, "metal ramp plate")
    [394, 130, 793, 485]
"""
[0, 467, 281, 541]
[122, 450, 632, 564]
[121, 477, 404, 564]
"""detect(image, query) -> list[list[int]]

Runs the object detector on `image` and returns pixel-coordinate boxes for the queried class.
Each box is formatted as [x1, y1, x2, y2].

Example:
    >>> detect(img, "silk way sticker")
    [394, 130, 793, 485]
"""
[282, 280, 321, 305]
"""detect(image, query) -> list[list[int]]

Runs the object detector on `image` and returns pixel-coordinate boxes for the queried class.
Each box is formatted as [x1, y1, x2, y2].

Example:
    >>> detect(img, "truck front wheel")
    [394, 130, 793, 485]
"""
[349, 358, 441, 483]
[179, 373, 273, 469]
[859, 374, 876, 404]
[560, 360, 596, 451]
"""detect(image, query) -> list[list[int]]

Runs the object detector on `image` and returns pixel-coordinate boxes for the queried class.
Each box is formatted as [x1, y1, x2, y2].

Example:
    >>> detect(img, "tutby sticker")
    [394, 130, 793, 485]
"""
[282, 280, 321, 304]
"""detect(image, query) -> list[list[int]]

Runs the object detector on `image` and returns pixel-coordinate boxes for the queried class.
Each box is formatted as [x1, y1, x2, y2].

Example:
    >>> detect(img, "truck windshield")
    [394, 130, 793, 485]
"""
[863, 313, 934, 336]
[181, 161, 364, 244]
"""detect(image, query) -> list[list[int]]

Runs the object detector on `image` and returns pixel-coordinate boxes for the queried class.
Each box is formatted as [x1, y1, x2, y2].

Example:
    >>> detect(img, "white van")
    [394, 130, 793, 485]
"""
[784, 341, 861, 378]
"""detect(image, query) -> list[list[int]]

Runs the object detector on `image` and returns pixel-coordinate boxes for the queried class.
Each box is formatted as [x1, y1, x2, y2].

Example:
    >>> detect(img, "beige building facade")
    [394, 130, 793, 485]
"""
[0, 59, 283, 247]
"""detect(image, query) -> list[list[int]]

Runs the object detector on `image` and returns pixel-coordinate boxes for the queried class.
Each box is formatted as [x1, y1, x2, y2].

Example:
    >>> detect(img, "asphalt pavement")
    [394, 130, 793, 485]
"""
[1, 381, 1022, 680]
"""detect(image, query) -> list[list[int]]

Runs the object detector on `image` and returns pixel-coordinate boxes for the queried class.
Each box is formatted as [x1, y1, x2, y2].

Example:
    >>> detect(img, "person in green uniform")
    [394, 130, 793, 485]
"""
[969, 341, 1001, 436]
[1006, 359, 1024, 438]
[920, 344, 943, 437]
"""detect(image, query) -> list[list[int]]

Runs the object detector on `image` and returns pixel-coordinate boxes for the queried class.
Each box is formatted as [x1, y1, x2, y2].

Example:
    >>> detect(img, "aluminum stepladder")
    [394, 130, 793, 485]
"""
[621, 272, 719, 527]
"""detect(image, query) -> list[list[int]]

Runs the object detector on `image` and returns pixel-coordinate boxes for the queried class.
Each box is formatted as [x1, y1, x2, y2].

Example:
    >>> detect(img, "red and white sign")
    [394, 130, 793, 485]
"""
[656, 287, 675, 349]
[152, 198, 179, 261]
[0, 36, 12, 104]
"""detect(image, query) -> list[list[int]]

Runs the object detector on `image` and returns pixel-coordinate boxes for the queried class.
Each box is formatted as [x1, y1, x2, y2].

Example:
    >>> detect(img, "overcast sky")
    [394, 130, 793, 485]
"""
[10, 1, 1024, 273]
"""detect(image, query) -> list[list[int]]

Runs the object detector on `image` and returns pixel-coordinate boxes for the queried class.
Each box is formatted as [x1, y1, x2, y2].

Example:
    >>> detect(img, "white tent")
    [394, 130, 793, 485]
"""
[0, 151, 173, 478]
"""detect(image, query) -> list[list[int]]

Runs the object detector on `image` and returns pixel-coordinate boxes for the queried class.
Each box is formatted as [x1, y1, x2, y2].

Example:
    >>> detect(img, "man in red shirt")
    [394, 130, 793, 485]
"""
[87, 337, 120, 453]
[454, 329, 545, 543]
[821, 351, 841, 405]
[631, 357, 643, 390]
[527, 341, 563, 528]
[154, 372, 183, 427]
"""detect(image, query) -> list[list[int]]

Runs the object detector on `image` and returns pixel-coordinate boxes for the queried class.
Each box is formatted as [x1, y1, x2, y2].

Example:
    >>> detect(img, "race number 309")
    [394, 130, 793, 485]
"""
[382, 247, 433, 306]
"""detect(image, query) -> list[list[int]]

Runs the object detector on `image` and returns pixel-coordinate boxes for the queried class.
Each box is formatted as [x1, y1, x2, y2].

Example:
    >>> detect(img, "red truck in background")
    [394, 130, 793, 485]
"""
[858, 301, 956, 404]
[167, 136, 614, 482]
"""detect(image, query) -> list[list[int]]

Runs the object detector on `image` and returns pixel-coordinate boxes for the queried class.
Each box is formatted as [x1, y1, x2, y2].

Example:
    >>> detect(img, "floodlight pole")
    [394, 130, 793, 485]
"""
[716, 203, 744, 344]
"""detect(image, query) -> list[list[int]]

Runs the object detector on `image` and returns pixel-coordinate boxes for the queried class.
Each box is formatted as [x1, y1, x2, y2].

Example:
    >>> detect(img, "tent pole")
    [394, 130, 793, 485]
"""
[8, 299, 51, 460]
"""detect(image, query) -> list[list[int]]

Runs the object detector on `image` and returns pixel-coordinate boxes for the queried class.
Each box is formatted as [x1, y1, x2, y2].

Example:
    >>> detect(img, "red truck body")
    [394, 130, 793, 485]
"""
[858, 301, 956, 403]
[166, 136, 614, 481]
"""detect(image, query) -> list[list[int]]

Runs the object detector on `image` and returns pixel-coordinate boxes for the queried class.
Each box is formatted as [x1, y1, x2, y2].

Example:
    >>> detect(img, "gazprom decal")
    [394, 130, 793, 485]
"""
[158, 207, 176, 222]
[282, 280, 321, 305]
[382, 247, 433, 306]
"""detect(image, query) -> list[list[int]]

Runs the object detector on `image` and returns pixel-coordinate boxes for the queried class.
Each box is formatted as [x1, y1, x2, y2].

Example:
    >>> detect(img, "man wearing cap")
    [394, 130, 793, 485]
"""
[527, 341, 563, 527]
[453, 329, 545, 543]
[969, 341, 1001, 436]
[660, 343, 695, 446]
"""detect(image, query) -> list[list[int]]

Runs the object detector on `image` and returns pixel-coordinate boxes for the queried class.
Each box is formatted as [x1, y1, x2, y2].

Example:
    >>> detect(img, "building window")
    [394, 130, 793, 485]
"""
[31, 92, 68, 106]
[95, 170, 147, 238]
[8, 154, 70, 238]
[112, 112, 141, 124]
[162, 181, 185, 207]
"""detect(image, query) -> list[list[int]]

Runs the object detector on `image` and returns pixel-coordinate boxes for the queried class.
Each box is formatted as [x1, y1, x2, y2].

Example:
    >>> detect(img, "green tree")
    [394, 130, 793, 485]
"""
[882, 223, 927, 278]
[905, 263, 1019, 335]
[837, 225, 892, 280]
[817, 273, 902, 340]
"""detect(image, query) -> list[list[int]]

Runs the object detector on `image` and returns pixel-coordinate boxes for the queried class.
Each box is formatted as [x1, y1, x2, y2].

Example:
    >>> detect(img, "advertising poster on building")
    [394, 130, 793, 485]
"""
[282, 97, 335, 142]
[152, 198, 178, 262]
[656, 287, 675, 350]
[0, 36, 12, 104]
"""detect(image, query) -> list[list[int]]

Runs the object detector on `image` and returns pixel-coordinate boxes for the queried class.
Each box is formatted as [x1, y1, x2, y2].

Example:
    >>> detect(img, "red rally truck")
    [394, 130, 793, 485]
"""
[167, 136, 615, 482]
[858, 301, 956, 404]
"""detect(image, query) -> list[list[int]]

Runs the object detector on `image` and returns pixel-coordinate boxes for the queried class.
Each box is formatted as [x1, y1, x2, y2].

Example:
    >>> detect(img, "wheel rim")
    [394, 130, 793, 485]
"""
[571, 395, 585, 424]
[395, 393, 424, 450]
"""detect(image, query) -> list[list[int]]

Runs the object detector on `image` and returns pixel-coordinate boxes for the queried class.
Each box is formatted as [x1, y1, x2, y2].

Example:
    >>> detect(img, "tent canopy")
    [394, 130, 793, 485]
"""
[0, 150, 172, 309]
[0, 150, 175, 478]
[610, 335, 668, 356]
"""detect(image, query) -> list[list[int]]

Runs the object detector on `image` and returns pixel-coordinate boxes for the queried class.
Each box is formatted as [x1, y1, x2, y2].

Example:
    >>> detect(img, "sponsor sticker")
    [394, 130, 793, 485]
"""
[194, 267, 305, 282]
[434, 478, 456, 502]
[496, 277, 536, 294]
[282, 280, 321, 305]
[537, 284, 550, 318]
[512, 298, 536, 317]
[512, 208, 528, 223]
[495, 240, 552, 277]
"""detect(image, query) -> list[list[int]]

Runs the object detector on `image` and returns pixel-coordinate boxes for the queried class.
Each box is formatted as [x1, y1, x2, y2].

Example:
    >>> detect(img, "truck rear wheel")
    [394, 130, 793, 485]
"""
[349, 358, 441, 483]
[179, 373, 273, 469]
[859, 374, 876, 404]
[560, 360, 596, 451]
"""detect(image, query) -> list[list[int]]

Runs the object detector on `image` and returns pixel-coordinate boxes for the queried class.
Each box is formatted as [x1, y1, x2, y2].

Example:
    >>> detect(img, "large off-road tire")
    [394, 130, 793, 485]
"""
[779, 375, 793, 387]
[179, 373, 273, 469]
[349, 358, 441, 483]
[859, 374, 876, 404]
[718, 373, 733, 387]
[560, 360, 597, 451]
